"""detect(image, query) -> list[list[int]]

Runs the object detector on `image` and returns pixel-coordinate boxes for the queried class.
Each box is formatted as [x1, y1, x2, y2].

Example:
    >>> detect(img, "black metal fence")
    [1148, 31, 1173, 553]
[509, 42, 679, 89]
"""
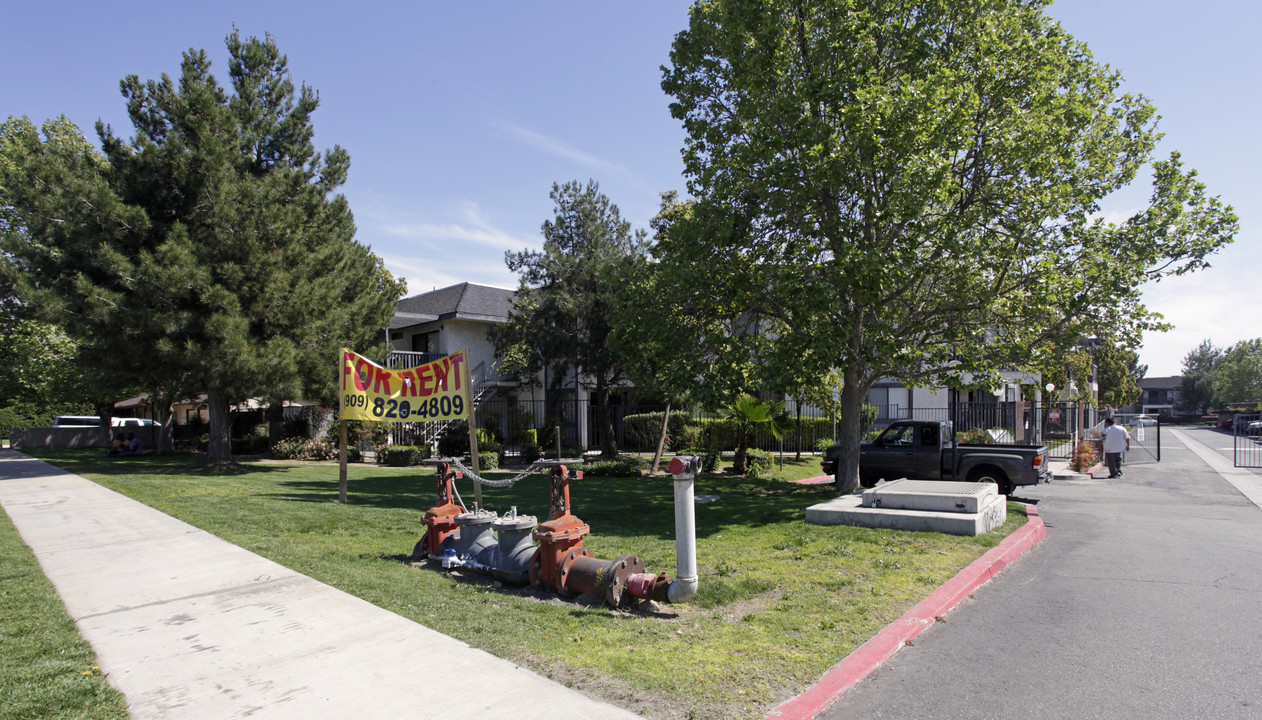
[1235, 414, 1262, 468]
[1104, 413, 1162, 466]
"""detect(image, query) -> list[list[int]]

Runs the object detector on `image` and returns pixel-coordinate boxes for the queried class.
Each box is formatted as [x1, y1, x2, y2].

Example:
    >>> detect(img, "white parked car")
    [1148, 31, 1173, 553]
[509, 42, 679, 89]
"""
[53, 416, 157, 427]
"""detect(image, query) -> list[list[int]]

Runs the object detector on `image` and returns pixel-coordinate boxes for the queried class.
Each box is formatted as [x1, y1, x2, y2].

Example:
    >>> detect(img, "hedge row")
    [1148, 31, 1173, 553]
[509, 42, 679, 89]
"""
[0, 402, 93, 441]
[621, 412, 840, 453]
[381, 445, 432, 466]
[578, 459, 642, 477]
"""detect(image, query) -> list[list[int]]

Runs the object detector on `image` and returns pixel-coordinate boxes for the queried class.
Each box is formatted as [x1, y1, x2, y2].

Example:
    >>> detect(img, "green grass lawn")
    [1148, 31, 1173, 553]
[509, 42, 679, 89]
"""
[20, 451, 1026, 720]
[0, 504, 129, 720]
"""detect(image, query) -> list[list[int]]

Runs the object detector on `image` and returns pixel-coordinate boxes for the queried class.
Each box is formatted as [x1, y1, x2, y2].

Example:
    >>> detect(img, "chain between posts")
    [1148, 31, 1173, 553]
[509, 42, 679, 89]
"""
[448, 458, 557, 488]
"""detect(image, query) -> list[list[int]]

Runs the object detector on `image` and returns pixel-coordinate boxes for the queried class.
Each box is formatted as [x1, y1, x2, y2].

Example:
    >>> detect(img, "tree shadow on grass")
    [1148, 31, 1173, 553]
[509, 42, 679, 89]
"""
[25, 449, 290, 478]
[263, 470, 441, 511]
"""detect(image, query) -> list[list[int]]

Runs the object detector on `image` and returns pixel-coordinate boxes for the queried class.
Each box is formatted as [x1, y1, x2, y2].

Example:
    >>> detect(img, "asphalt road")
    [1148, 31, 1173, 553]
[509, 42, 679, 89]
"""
[820, 425, 1262, 720]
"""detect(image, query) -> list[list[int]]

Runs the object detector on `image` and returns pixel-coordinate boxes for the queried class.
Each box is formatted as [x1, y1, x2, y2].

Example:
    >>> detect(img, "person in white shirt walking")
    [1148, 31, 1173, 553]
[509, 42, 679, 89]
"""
[1102, 417, 1131, 478]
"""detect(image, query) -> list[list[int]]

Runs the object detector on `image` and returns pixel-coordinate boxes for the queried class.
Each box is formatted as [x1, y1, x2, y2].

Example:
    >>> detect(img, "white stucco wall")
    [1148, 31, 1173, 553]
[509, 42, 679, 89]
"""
[912, 386, 950, 411]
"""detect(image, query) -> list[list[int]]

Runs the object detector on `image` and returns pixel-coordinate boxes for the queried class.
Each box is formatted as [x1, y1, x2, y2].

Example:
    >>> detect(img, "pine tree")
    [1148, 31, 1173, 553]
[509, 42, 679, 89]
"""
[1, 31, 403, 462]
[492, 180, 646, 458]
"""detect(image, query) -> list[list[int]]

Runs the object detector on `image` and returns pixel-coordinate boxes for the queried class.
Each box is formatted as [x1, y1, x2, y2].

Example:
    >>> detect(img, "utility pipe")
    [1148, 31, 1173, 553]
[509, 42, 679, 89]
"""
[665, 455, 699, 603]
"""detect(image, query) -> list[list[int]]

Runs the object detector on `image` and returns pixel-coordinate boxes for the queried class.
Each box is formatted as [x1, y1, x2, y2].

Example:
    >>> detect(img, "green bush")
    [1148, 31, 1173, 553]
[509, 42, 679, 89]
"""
[521, 428, 538, 445]
[272, 437, 339, 461]
[477, 450, 500, 470]
[0, 402, 92, 440]
[542, 445, 583, 460]
[622, 411, 699, 452]
[815, 437, 837, 452]
[231, 434, 269, 455]
[339, 418, 390, 449]
[693, 413, 862, 453]
[578, 459, 641, 477]
[437, 421, 469, 457]
[381, 445, 430, 466]
[744, 448, 774, 478]
[520, 442, 542, 463]
[956, 428, 994, 445]
[695, 417, 739, 450]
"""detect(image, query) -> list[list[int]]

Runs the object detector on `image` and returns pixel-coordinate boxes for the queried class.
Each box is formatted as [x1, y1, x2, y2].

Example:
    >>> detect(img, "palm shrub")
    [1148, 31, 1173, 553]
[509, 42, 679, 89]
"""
[719, 394, 793, 474]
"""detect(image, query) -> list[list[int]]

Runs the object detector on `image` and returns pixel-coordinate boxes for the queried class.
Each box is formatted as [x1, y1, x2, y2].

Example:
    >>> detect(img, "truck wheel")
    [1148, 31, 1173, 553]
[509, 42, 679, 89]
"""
[969, 467, 1014, 496]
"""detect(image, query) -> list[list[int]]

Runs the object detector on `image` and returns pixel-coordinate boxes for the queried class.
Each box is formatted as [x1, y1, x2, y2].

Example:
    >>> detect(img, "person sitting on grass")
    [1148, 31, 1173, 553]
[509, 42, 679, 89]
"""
[117, 432, 143, 457]
[108, 432, 127, 457]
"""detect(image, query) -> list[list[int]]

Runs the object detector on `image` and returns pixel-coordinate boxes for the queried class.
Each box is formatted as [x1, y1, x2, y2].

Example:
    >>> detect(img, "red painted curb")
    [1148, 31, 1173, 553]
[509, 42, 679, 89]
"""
[764, 504, 1047, 720]
[794, 475, 834, 485]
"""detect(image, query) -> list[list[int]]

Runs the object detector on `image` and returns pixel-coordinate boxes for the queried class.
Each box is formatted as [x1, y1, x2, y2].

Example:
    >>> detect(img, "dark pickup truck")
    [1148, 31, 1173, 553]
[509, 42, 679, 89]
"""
[821, 420, 1052, 495]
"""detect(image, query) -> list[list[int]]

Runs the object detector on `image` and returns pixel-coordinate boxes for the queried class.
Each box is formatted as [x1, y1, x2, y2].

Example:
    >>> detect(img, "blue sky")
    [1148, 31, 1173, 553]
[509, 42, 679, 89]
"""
[3, 1, 1256, 377]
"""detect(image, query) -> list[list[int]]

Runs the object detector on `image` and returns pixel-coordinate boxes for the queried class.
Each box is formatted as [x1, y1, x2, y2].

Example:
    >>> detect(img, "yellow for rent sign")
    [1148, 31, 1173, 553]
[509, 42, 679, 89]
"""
[339, 349, 471, 423]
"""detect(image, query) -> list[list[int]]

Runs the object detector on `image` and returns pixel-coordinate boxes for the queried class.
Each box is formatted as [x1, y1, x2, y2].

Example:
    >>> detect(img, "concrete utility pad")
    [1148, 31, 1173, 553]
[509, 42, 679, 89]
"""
[806, 480, 1007, 536]
[862, 479, 997, 514]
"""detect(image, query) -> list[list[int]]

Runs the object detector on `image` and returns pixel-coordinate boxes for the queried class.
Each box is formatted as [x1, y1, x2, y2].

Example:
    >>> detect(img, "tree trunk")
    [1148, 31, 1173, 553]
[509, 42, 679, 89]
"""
[206, 387, 233, 464]
[794, 400, 802, 461]
[94, 400, 115, 449]
[734, 425, 749, 474]
[267, 400, 285, 450]
[594, 382, 617, 458]
[651, 401, 672, 474]
[152, 391, 173, 453]
[833, 366, 867, 494]
[94, 400, 114, 430]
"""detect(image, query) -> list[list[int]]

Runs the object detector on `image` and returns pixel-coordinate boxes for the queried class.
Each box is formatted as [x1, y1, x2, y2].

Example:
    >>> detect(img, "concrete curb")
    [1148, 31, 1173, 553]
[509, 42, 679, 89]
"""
[764, 504, 1047, 720]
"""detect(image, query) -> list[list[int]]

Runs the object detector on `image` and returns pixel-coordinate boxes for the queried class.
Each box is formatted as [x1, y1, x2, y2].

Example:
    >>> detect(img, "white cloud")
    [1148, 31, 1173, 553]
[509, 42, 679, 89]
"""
[493, 120, 630, 177]
[376, 249, 520, 298]
[378, 201, 531, 253]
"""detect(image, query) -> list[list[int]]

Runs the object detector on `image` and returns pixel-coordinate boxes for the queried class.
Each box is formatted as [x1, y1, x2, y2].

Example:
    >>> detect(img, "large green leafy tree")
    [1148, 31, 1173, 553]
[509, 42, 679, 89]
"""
[659, 0, 1236, 491]
[0, 115, 145, 423]
[1095, 339, 1143, 410]
[610, 192, 769, 409]
[492, 180, 646, 458]
[1177, 339, 1222, 415]
[1, 32, 403, 461]
[1213, 339, 1262, 406]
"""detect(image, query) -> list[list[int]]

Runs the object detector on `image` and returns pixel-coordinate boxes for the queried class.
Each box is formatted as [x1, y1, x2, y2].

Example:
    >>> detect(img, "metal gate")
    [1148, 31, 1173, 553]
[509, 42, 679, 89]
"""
[1235, 414, 1262, 468]
[1103, 413, 1161, 466]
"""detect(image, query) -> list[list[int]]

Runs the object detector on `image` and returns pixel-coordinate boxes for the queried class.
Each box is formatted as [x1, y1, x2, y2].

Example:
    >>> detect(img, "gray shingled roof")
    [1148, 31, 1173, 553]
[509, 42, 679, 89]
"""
[390, 282, 516, 329]
[1138, 376, 1181, 389]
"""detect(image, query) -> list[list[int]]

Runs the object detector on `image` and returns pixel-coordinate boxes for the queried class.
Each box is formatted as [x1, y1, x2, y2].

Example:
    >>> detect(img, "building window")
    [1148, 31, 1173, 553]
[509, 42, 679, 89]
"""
[411, 331, 439, 354]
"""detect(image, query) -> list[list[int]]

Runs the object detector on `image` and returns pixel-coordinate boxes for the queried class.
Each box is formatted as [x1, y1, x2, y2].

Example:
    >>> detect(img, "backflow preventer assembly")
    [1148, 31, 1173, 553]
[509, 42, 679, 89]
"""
[411, 456, 700, 608]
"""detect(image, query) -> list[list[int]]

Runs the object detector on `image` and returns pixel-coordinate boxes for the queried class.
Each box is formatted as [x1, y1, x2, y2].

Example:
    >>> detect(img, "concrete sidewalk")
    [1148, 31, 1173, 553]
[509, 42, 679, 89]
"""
[0, 449, 641, 720]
